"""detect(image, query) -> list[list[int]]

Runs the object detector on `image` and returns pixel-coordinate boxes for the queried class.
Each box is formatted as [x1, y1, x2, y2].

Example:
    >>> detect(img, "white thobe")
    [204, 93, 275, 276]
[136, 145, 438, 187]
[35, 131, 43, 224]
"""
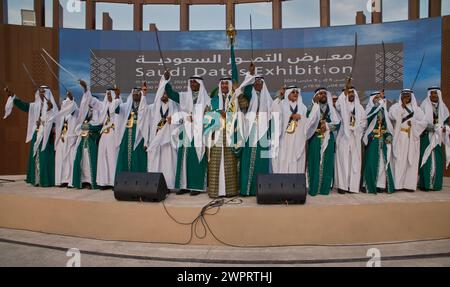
[272, 100, 307, 173]
[147, 102, 179, 189]
[389, 104, 425, 190]
[96, 111, 118, 187]
[55, 113, 78, 185]
[334, 102, 366, 193]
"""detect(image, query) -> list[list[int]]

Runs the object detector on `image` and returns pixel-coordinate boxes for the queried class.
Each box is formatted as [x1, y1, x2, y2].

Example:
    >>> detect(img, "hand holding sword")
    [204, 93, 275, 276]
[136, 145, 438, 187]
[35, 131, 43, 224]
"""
[344, 33, 358, 95]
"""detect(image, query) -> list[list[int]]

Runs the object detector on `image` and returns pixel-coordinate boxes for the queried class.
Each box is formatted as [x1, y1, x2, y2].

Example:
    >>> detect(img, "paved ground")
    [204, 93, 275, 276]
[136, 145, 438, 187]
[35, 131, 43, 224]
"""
[0, 228, 449, 267]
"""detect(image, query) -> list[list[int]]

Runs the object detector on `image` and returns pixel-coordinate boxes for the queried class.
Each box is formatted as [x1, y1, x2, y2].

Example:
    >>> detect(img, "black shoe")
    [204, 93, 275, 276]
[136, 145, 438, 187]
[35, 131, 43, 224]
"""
[82, 182, 92, 189]
[404, 189, 415, 193]
[337, 189, 346, 194]
[59, 183, 68, 188]
[190, 190, 201, 196]
[377, 188, 385, 193]
[176, 189, 190, 195]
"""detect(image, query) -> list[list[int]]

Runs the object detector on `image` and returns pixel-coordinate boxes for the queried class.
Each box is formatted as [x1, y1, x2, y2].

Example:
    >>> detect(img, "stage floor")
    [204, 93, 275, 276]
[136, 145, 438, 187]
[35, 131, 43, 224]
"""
[1, 175, 450, 246]
[2, 175, 450, 207]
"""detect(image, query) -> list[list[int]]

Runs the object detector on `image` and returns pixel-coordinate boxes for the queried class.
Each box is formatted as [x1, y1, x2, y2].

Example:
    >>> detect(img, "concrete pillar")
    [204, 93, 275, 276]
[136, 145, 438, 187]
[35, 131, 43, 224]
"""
[103, 12, 112, 30]
[34, 0, 45, 27]
[371, 0, 382, 24]
[53, 0, 63, 28]
[0, 0, 7, 24]
[180, 0, 189, 31]
[429, 0, 442, 17]
[320, 0, 330, 27]
[442, 16, 450, 138]
[272, 0, 282, 29]
[226, 0, 235, 29]
[356, 11, 366, 25]
[408, 0, 420, 20]
[134, 1, 143, 31]
[86, 0, 96, 30]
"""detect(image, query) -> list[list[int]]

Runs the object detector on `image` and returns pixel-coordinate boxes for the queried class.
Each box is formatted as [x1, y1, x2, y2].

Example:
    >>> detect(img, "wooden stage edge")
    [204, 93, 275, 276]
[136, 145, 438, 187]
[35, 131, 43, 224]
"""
[0, 176, 450, 246]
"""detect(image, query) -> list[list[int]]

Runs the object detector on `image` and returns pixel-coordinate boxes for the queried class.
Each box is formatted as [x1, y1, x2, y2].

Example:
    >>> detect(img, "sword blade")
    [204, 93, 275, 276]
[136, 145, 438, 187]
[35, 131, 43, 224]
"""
[89, 48, 99, 63]
[349, 32, 358, 78]
[321, 49, 329, 88]
[382, 41, 386, 91]
[23, 63, 49, 101]
[42, 48, 80, 82]
[41, 53, 69, 92]
[154, 27, 167, 72]
[22, 63, 37, 87]
[411, 52, 425, 90]
[250, 14, 254, 61]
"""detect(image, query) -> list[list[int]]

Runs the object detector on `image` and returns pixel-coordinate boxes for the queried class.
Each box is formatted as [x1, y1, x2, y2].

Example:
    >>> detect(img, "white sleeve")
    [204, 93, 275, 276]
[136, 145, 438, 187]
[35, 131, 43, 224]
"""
[3, 95, 16, 119]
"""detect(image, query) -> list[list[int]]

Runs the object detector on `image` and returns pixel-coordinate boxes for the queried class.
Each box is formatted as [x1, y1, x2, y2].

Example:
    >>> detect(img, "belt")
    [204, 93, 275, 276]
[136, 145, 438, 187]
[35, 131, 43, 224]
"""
[373, 129, 386, 139]
[401, 127, 411, 133]
[126, 112, 136, 128]
[101, 124, 115, 135]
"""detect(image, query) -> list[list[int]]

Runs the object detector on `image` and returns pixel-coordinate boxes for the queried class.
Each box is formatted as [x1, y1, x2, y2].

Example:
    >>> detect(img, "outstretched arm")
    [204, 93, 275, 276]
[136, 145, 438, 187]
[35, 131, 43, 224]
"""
[13, 97, 30, 113]
[163, 70, 180, 103]
[164, 82, 180, 104]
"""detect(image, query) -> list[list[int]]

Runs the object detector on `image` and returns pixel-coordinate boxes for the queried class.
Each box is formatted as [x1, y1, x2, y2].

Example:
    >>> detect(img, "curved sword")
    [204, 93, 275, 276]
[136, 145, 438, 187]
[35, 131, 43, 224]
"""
[411, 52, 425, 90]
[40, 53, 69, 93]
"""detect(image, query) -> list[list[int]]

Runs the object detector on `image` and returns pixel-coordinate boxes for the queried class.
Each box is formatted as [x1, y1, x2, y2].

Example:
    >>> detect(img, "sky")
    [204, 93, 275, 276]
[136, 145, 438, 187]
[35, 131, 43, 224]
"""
[5, 0, 450, 30]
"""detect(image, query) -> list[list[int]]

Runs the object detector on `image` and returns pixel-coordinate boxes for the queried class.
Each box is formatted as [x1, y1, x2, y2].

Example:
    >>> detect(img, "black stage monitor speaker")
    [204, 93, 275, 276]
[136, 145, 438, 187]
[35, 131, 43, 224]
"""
[256, 173, 307, 204]
[114, 172, 168, 202]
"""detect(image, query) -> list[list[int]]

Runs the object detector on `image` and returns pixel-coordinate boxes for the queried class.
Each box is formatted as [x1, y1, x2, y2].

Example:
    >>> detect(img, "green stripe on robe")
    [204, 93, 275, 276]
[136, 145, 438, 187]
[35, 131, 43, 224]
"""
[14, 97, 55, 187]
[72, 124, 102, 189]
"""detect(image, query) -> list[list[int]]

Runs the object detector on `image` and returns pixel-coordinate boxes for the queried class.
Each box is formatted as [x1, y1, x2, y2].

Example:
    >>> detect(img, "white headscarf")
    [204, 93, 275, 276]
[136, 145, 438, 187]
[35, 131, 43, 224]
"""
[336, 88, 366, 174]
[236, 72, 273, 144]
[3, 87, 58, 154]
[278, 87, 307, 161]
[336, 88, 364, 139]
[305, 88, 340, 163]
[421, 88, 449, 128]
[93, 90, 117, 134]
[30, 88, 58, 143]
[54, 96, 78, 147]
[363, 92, 394, 146]
[177, 76, 211, 161]
[420, 87, 450, 167]
[217, 78, 233, 110]
[147, 76, 179, 150]
[219, 78, 242, 146]
[389, 89, 425, 163]
[114, 89, 146, 150]
[280, 87, 307, 137]
[76, 90, 98, 127]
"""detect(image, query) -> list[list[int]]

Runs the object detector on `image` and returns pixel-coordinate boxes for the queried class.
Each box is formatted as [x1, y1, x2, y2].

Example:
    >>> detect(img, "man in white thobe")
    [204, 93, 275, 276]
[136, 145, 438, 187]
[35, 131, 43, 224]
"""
[389, 89, 426, 191]
[96, 88, 120, 188]
[71, 80, 103, 189]
[144, 77, 179, 190]
[54, 91, 78, 187]
[270, 85, 285, 173]
[334, 86, 366, 193]
[271, 86, 307, 173]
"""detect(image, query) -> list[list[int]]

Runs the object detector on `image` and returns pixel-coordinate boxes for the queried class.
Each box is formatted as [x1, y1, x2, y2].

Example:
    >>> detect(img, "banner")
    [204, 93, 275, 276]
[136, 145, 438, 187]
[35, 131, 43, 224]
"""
[60, 17, 441, 103]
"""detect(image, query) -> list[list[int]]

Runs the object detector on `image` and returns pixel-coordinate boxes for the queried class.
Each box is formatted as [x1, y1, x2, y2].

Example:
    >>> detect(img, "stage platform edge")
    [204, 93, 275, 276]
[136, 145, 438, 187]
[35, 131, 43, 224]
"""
[0, 176, 450, 246]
